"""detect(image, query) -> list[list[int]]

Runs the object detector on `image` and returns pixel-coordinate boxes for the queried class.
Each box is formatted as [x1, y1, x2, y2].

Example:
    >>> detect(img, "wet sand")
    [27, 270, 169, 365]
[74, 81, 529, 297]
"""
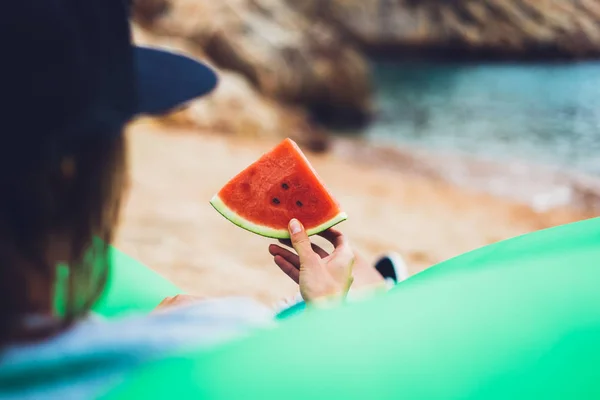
[115, 119, 593, 307]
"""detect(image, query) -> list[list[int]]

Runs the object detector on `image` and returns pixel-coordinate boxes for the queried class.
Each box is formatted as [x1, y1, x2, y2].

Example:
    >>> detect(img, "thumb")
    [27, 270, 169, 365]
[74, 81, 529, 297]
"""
[288, 219, 317, 264]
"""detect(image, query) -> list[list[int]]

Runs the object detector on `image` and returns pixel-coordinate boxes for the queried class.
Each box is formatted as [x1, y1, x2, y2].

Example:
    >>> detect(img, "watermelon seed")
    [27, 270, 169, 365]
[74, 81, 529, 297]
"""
[272, 198, 281, 205]
[296, 200, 303, 207]
[281, 183, 289, 190]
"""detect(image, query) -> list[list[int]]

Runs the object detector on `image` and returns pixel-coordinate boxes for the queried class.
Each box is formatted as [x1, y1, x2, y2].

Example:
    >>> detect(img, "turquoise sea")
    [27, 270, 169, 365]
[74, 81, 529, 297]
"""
[367, 61, 600, 175]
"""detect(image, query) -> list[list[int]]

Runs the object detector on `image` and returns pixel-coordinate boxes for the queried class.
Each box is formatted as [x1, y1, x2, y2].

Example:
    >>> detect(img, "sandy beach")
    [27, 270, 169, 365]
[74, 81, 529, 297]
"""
[115, 119, 592, 307]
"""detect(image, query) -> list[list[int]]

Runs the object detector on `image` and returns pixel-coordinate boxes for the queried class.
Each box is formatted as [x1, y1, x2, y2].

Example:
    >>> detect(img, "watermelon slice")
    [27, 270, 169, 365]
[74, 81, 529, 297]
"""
[210, 138, 347, 239]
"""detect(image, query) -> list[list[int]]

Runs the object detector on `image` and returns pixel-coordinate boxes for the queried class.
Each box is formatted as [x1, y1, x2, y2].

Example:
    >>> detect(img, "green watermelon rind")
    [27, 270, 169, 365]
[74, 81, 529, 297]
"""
[209, 194, 348, 239]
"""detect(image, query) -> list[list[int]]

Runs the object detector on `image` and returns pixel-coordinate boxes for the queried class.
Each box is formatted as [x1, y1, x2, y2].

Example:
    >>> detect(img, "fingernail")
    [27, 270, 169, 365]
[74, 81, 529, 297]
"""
[289, 219, 302, 235]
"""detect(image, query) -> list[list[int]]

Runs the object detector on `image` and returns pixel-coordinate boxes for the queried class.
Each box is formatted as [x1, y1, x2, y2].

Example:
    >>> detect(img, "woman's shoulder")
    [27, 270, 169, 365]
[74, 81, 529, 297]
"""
[0, 296, 273, 399]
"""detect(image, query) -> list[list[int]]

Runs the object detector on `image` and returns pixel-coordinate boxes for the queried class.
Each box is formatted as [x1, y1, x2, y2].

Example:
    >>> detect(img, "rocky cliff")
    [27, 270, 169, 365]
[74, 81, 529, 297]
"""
[288, 0, 600, 59]
[132, 0, 373, 127]
[131, 0, 600, 147]
[132, 24, 330, 151]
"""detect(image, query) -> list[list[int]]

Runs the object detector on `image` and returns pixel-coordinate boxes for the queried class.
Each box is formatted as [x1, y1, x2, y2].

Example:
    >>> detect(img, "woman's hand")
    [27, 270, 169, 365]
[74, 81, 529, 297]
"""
[268, 219, 355, 303]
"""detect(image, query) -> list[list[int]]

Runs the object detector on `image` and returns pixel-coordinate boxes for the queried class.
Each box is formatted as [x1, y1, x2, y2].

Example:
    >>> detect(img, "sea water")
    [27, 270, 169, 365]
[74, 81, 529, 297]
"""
[366, 60, 600, 175]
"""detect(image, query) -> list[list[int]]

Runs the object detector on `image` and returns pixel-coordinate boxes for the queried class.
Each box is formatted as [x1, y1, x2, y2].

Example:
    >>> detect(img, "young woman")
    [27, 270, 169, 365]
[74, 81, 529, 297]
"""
[0, 0, 405, 398]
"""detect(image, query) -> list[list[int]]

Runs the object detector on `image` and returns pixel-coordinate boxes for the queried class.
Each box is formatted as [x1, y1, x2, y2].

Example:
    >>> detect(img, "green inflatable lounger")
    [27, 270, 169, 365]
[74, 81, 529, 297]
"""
[102, 217, 600, 400]
[92, 246, 181, 318]
[91, 243, 301, 320]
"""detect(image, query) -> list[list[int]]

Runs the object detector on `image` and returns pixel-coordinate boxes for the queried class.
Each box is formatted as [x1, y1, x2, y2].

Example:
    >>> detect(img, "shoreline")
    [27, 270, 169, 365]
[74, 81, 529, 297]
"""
[116, 120, 592, 306]
[329, 136, 600, 214]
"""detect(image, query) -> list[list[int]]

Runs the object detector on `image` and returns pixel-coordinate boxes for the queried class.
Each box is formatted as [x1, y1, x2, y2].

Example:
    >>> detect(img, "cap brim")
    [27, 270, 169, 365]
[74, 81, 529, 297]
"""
[133, 46, 218, 116]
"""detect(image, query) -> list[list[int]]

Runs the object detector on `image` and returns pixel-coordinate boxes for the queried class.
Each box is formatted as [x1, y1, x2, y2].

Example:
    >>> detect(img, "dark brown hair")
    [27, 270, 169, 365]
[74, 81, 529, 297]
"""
[0, 131, 127, 346]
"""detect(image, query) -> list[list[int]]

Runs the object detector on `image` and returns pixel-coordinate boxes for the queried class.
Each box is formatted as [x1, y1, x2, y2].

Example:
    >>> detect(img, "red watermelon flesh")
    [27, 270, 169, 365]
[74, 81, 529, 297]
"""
[209, 138, 347, 239]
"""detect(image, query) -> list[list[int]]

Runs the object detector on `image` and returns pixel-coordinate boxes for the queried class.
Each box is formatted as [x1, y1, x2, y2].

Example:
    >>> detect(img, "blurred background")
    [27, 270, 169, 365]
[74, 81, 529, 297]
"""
[120, 0, 599, 306]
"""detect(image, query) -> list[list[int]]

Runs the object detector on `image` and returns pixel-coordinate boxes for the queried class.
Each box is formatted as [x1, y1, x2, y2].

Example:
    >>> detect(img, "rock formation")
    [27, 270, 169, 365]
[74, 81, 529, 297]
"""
[287, 0, 600, 59]
[130, 0, 600, 150]
[132, 24, 330, 152]
[132, 0, 373, 127]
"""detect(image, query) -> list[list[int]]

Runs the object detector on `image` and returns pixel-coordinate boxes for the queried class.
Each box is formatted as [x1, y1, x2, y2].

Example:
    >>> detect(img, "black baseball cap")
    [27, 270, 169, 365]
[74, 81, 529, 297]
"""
[2, 0, 218, 141]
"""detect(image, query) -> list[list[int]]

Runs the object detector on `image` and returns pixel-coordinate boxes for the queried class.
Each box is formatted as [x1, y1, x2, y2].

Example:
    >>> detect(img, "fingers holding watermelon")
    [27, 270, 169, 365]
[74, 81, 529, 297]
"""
[268, 219, 355, 302]
[288, 220, 320, 262]
[309, 243, 329, 258]
[269, 230, 341, 278]
[272, 253, 300, 283]
[269, 222, 388, 303]
[269, 241, 330, 284]
[275, 239, 329, 259]
[317, 228, 346, 248]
